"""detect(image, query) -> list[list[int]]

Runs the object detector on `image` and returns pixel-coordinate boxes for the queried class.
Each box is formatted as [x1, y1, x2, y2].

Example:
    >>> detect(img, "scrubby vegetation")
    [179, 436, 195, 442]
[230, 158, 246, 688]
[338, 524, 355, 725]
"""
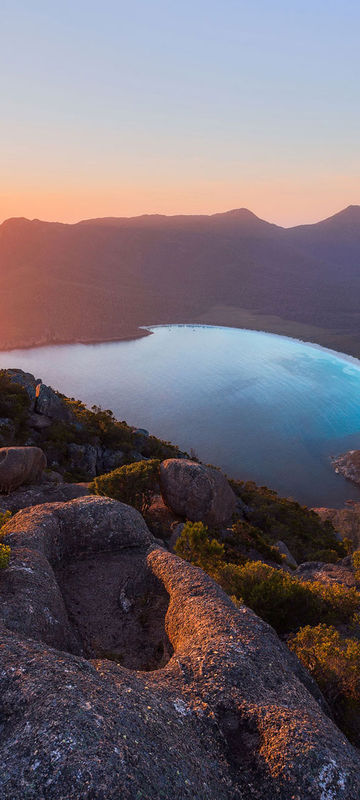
[1, 368, 360, 746]
[217, 561, 360, 633]
[222, 518, 283, 565]
[229, 479, 344, 563]
[0, 370, 182, 480]
[90, 459, 161, 513]
[174, 521, 225, 572]
[290, 624, 360, 745]
[0, 510, 12, 569]
[0, 372, 30, 440]
[176, 525, 360, 634]
[176, 519, 360, 746]
[0, 543, 10, 569]
[352, 550, 360, 582]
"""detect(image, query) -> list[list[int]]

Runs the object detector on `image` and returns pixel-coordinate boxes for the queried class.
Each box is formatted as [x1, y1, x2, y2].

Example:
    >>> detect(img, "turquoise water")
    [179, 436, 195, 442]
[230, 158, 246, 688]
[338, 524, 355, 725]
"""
[1, 324, 360, 507]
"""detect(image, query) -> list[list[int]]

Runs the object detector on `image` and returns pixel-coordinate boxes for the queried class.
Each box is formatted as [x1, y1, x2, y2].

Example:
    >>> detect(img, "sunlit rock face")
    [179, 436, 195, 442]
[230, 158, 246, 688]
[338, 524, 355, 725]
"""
[0, 496, 360, 799]
[160, 458, 237, 527]
[0, 446, 46, 492]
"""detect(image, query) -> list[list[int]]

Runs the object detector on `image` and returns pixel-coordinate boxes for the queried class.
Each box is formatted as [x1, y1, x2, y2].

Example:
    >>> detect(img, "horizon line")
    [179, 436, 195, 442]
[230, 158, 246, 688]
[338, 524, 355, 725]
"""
[1, 203, 359, 230]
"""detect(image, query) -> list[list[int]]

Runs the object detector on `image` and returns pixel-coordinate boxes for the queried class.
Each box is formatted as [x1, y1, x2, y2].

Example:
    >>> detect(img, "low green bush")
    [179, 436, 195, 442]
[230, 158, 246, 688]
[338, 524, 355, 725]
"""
[0, 371, 30, 441]
[0, 510, 11, 531]
[229, 479, 344, 562]
[90, 459, 160, 512]
[223, 518, 282, 565]
[0, 542, 10, 569]
[226, 562, 359, 633]
[175, 521, 225, 572]
[352, 550, 360, 582]
[217, 561, 321, 633]
[290, 624, 360, 746]
[0, 510, 11, 568]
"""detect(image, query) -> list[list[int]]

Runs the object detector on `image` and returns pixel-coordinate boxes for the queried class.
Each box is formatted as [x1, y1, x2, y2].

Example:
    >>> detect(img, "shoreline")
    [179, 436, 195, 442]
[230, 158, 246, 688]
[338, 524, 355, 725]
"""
[0, 327, 153, 353]
[1, 318, 360, 368]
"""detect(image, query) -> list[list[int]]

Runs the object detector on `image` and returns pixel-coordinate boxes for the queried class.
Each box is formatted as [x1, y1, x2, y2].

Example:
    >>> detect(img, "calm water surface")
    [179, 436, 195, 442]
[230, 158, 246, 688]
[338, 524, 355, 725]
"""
[1, 325, 360, 507]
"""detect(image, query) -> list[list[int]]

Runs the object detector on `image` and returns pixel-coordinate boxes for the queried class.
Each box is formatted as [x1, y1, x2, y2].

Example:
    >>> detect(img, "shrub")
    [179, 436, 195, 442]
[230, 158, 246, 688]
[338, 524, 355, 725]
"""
[223, 518, 282, 565]
[310, 580, 360, 626]
[0, 371, 30, 440]
[90, 459, 160, 512]
[290, 624, 360, 745]
[352, 550, 360, 582]
[175, 521, 225, 572]
[229, 479, 344, 562]
[217, 561, 321, 633]
[209, 560, 360, 634]
[0, 542, 10, 569]
[0, 510, 12, 532]
[140, 435, 181, 461]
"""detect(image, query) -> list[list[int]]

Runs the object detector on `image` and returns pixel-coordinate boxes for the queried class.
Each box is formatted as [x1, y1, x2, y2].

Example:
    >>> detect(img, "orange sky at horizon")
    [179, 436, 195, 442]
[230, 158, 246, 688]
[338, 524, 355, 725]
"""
[1, 171, 359, 227]
[2, 3, 359, 230]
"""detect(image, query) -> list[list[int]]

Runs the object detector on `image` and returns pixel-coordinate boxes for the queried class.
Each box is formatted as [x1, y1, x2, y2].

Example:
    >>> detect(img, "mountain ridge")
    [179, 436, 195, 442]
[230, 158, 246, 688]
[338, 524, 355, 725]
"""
[0, 204, 359, 355]
[2, 204, 359, 229]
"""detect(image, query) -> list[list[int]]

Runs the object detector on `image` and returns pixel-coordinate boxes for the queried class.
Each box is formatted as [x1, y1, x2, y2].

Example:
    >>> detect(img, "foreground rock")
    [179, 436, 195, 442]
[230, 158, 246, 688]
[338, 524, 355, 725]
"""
[0, 481, 90, 515]
[0, 446, 46, 492]
[0, 497, 359, 798]
[160, 458, 237, 526]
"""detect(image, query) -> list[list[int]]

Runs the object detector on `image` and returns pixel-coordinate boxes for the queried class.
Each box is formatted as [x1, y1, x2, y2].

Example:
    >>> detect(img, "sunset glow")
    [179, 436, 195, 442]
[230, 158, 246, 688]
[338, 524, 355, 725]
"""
[1, 0, 359, 226]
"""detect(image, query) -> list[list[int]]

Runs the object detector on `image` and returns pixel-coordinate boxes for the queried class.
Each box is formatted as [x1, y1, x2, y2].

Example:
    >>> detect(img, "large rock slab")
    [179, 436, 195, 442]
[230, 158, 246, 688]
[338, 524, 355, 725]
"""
[0, 481, 90, 515]
[0, 497, 360, 798]
[2, 495, 153, 565]
[160, 458, 237, 527]
[0, 446, 46, 492]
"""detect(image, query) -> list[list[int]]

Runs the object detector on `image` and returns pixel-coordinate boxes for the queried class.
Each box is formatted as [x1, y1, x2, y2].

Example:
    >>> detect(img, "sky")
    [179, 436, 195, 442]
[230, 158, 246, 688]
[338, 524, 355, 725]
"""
[1, 0, 359, 226]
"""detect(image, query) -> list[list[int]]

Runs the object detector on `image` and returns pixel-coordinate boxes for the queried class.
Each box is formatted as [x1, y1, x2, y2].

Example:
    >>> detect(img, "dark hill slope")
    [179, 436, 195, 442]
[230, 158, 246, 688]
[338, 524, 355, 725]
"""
[0, 206, 359, 353]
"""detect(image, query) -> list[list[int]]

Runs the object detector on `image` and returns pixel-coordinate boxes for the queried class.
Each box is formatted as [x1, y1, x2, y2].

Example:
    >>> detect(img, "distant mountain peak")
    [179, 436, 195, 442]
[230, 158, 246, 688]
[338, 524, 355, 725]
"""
[317, 204, 360, 230]
[218, 208, 257, 218]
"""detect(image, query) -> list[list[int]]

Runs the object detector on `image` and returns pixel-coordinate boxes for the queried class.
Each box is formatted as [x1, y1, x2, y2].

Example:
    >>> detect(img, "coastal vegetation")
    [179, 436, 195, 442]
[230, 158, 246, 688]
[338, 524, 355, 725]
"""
[90, 459, 161, 513]
[229, 479, 345, 562]
[290, 624, 360, 745]
[0, 510, 11, 569]
[175, 519, 360, 744]
[1, 370, 360, 748]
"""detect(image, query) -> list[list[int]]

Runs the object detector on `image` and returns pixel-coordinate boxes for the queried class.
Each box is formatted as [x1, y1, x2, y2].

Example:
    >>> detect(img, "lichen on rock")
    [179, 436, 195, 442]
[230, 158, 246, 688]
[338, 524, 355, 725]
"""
[0, 496, 359, 798]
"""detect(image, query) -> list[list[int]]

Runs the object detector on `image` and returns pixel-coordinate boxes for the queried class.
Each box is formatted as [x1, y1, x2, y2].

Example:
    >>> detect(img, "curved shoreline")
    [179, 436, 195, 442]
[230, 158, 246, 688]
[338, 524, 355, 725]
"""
[3, 321, 360, 372]
[143, 324, 360, 370]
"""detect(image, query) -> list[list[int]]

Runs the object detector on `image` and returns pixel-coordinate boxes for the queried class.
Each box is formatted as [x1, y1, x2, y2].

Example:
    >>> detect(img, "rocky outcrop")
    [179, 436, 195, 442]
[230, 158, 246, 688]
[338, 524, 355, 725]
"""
[0, 496, 360, 798]
[295, 558, 357, 588]
[160, 458, 237, 527]
[67, 442, 99, 477]
[332, 449, 360, 487]
[66, 443, 126, 478]
[5, 369, 39, 410]
[4, 369, 76, 424]
[314, 504, 360, 549]
[276, 539, 298, 568]
[0, 418, 16, 446]
[145, 493, 182, 540]
[35, 382, 75, 423]
[0, 446, 47, 493]
[0, 481, 90, 515]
